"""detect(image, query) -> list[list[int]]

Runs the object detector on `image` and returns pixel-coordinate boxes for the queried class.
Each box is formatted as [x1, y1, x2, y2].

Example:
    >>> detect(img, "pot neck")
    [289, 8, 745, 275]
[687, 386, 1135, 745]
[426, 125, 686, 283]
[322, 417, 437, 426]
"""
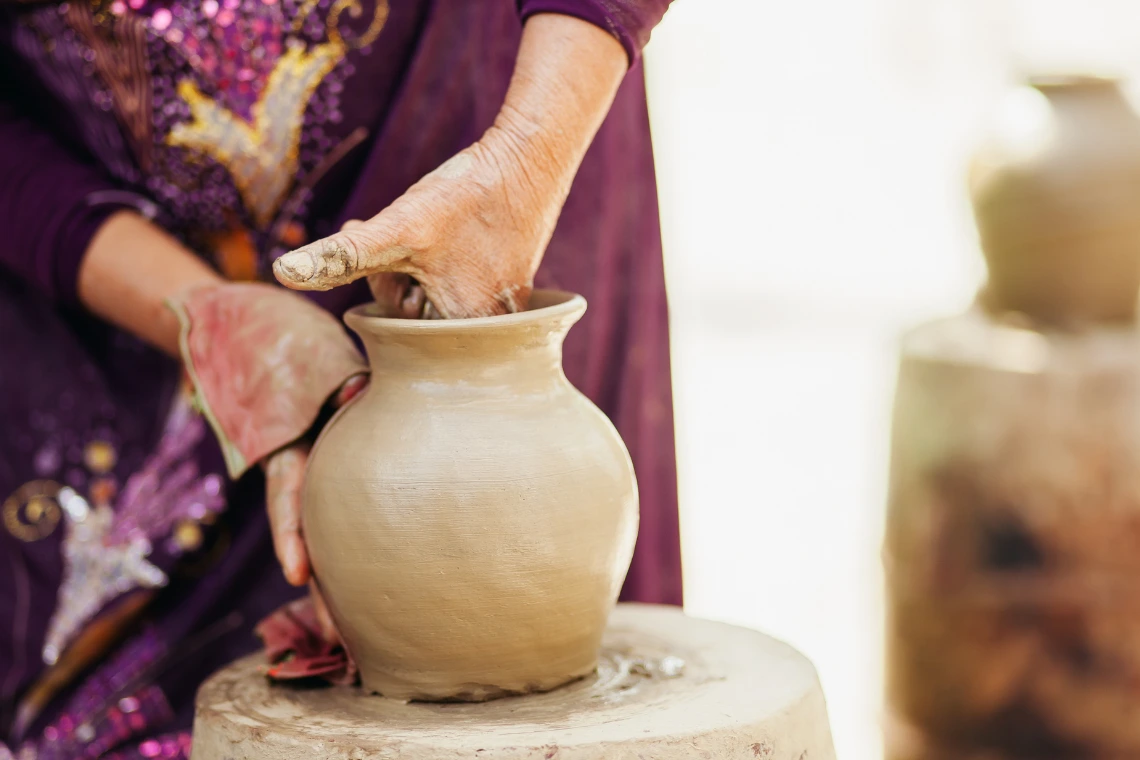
[1029, 74, 1121, 95]
[1029, 75, 1132, 121]
[343, 291, 586, 387]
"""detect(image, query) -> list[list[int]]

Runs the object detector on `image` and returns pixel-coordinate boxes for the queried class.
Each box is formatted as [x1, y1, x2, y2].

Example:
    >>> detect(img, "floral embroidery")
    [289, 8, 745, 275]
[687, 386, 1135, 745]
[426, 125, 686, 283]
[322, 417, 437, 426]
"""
[42, 490, 167, 667]
[41, 396, 226, 666]
[15, 0, 386, 256]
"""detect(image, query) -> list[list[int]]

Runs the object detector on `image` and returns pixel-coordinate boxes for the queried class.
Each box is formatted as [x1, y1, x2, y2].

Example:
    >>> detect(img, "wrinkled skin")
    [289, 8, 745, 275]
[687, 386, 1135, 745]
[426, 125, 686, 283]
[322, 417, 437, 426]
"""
[273, 121, 563, 319]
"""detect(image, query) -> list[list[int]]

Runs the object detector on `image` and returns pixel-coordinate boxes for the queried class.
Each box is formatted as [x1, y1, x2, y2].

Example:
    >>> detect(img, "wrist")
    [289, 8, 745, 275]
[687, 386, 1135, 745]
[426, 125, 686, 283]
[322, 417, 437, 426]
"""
[487, 13, 627, 190]
[482, 110, 575, 200]
[81, 210, 222, 356]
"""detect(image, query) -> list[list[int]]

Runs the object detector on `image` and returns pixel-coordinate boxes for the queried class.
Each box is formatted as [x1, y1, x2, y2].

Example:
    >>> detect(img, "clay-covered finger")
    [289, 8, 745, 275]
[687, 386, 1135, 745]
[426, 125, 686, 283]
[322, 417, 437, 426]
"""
[419, 279, 531, 320]
[367, 273, 427, 319]
[272, 222, 410, 291]
[265, 446, 310, 586]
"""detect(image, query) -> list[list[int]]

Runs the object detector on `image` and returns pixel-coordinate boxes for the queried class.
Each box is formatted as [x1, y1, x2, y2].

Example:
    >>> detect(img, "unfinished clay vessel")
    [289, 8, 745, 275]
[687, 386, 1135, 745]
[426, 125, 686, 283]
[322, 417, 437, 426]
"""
[970, 75, 1140, 325]
[884, 73, 1140, 760]
[302, 290, 639, 701]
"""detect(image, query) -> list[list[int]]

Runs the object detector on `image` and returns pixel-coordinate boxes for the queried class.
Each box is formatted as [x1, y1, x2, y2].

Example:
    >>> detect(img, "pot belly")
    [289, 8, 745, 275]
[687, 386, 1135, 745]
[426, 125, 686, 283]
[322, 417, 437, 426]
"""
[302, 386, 639, 701]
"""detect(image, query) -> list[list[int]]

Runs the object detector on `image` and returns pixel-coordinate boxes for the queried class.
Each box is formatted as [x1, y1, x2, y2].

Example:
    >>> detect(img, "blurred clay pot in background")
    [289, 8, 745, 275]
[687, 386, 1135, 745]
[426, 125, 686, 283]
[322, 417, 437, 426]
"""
[884, 73, 1140, 760]
[970, 75, 1140, 325]
[301, 290, 639, 702]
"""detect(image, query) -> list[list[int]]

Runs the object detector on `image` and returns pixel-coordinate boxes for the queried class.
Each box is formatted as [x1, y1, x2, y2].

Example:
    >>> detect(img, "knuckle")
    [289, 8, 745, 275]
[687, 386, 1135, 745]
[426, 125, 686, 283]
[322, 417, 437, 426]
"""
[315, 235, 361, 280]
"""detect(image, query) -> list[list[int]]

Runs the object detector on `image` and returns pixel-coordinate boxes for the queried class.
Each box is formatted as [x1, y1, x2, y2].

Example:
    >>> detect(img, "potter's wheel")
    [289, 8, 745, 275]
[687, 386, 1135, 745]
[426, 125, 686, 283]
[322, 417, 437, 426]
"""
[190, 604, 835, 759]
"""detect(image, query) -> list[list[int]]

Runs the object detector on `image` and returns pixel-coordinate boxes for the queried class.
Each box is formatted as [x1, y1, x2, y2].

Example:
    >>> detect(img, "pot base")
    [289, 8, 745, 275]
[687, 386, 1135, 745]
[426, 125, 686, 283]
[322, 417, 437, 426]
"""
[359, 660, 596, 703]
[190, 604, 835, 760]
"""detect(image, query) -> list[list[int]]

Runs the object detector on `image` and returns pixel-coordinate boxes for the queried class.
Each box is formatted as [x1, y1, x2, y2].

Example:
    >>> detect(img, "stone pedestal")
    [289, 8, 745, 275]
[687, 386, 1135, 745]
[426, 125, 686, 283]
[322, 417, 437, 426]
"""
[884, 313, 1140, 757]
[190, 604, 835, 760]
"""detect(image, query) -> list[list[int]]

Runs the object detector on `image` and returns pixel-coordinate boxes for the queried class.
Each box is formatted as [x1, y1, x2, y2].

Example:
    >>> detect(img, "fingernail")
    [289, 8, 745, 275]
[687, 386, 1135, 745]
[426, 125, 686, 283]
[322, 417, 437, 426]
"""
[274, 251, 315, 282]
[285, 544, 306, 585]
[336, 374, 368, 406]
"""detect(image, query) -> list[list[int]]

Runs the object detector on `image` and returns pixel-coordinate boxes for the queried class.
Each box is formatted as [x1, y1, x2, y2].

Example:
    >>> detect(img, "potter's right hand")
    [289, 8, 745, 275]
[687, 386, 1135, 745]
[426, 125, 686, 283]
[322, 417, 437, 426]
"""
[264, 444, 311, 587]
[271, 15, 629, 318]
[271, 129, 554, 320]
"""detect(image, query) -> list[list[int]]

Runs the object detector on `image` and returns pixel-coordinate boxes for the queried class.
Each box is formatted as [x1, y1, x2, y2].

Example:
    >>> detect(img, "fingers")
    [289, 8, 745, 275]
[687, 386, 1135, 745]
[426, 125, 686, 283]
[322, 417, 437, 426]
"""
[398, 279, 428, 318]
[333, 373, 369, 407]
[367, 273, 429, 319]
[272, 217, 410, 291]
[424, 280, 530, 320]
[264, 445, 310, 587]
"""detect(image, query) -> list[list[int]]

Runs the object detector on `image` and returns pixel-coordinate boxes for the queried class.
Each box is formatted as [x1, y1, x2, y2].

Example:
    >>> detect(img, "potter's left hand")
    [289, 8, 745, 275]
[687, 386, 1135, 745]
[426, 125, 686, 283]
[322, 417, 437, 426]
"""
[271, 14, 628, 318]
[264, 442, 341, 641]
[262, 375, 365, 590]
[167, 282, 366, 613]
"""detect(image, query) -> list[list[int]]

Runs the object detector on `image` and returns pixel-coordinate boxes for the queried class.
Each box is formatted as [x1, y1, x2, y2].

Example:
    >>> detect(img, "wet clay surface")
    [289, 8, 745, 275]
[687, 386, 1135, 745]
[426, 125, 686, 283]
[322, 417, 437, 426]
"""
[190, 605, 836, 760]
[301, 291, 639, 701]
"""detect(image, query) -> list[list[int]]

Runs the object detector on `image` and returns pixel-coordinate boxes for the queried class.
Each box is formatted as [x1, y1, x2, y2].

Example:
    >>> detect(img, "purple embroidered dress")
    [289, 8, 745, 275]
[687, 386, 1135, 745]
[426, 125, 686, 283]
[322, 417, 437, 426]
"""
[0, 1, 678, 756]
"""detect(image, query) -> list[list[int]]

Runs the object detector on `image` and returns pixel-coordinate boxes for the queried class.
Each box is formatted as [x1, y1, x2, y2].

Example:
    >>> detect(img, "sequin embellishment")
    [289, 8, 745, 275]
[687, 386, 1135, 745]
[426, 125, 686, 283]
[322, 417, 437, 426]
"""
[167, 42, 341, 228]
[41, 489, 167, 666]
[165, 0, 388, 228]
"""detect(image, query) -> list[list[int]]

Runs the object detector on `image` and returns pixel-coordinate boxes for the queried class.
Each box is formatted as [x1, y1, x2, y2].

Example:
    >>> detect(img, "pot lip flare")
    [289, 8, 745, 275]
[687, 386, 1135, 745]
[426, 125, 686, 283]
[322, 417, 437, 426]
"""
[345, 289, 585, 333]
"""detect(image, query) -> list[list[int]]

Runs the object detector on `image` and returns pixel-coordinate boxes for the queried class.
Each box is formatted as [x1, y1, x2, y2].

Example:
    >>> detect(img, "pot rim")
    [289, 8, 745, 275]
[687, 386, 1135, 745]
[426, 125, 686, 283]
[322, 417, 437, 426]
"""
[1027, 73, 1121, 92]
[343, 289, 586, 333]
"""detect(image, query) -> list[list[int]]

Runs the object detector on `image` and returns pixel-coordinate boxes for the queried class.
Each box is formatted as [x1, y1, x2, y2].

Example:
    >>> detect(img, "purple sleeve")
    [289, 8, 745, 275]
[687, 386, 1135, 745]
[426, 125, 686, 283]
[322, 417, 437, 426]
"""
[0, 98, 138, 305]
[518, 0, 672, 65]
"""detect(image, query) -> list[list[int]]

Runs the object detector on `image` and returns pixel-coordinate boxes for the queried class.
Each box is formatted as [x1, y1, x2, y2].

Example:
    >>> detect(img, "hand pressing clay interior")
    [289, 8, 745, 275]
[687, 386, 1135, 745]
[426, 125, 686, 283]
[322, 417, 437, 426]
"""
[301, 290, 639, 701]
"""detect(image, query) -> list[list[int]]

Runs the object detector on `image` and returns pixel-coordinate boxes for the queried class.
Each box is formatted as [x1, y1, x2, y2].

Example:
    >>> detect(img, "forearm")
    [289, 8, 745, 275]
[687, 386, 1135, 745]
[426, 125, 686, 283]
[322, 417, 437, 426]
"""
[486, 13, 628, 201]
[77, 210, 222, 357]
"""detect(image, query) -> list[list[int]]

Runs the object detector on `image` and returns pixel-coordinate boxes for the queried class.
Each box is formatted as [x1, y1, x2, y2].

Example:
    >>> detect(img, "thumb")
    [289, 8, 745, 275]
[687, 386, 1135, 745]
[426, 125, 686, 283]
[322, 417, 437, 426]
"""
[273, 217, 411, 291]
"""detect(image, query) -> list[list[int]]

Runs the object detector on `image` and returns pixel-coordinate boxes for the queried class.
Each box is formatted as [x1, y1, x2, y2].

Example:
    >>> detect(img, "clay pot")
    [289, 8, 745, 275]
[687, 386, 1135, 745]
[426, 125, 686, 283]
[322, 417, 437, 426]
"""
[301, 290, 639, 701]
[970, 75, 1140, 325]
[883, 73, 1140, 759]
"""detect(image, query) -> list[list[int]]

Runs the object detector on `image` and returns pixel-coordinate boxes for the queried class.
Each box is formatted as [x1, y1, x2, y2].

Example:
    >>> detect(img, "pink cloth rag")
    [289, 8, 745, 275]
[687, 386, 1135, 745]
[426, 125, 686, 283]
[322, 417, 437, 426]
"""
[255, 597, 357, 686]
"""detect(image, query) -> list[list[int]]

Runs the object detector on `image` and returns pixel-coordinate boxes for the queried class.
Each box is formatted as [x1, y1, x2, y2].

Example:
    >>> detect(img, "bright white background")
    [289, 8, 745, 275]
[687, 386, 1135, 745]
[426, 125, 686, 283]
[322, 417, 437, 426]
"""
[644, 2, 1140, 758]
